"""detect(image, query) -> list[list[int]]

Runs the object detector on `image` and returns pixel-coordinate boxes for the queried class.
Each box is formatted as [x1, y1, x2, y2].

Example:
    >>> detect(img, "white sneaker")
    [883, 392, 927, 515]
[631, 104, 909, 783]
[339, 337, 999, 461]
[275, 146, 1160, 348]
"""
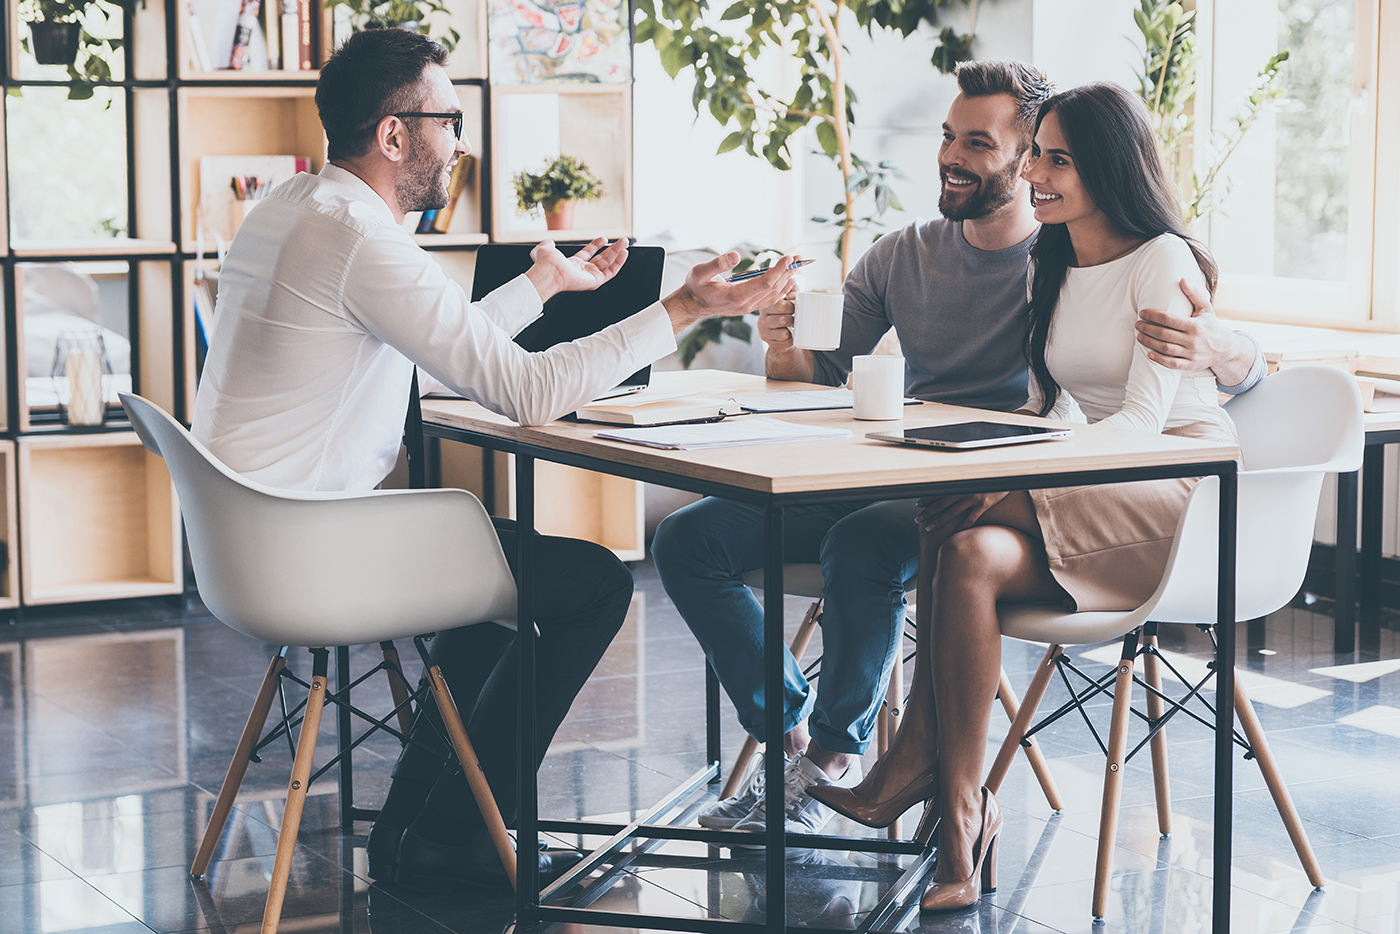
[697, 754, 783, 829]
[732, 754, 863, 838]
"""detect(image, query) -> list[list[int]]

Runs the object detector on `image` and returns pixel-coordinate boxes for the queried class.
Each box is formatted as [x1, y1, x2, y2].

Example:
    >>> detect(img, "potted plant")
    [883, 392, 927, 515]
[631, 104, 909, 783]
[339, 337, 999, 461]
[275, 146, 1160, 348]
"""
[318, 0, 460, 51]
[18, 0, 136, 97]
[511, 154, 606, 231]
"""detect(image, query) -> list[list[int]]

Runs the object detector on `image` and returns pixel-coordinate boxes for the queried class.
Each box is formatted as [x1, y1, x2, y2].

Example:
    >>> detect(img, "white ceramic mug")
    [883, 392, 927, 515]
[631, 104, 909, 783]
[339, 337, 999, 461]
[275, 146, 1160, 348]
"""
[792, 290, 844, 351]
[852, 355, 905, 420]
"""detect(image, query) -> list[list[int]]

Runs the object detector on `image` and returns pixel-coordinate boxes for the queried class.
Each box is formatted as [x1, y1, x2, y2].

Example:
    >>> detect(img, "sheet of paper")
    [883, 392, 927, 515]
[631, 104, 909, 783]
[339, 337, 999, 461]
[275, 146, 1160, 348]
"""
[594, 416, 852, 450]
[733, 389, 855, 412]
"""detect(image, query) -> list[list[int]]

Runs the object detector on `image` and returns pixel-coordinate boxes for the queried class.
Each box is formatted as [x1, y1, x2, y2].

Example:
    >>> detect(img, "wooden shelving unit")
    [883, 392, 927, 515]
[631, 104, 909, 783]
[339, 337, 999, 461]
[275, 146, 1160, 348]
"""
[3, 0, 637, 607]
[17, 433, 181, 605]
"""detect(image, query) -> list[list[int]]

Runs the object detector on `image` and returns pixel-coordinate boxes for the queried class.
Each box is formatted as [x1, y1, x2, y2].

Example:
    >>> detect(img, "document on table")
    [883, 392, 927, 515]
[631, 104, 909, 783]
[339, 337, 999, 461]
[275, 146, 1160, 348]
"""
[733, 389, 922, 413]
[594, 416, 852, 450]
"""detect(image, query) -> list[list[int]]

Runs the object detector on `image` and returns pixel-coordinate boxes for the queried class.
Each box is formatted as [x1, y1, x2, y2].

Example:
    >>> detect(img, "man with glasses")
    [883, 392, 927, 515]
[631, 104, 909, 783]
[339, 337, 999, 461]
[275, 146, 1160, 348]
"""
[191, 27, 797, 893]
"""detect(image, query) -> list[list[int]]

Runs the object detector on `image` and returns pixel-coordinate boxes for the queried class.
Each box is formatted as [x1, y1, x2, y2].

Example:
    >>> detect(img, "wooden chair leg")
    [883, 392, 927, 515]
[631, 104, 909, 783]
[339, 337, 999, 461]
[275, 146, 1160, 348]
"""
[720, 599, 822, 799]
[191, 649, 287, 880]
[422, 661, 517, 891]
[379, 641, 414, 738]
[986, 646, 1064, 812]
[884, 637, 906, 840]
[1142, 633, 1171, 836]
[1234, 679, 1326, 888]
[261, 649, 329, 934]
[1092, 645, 1136, 921]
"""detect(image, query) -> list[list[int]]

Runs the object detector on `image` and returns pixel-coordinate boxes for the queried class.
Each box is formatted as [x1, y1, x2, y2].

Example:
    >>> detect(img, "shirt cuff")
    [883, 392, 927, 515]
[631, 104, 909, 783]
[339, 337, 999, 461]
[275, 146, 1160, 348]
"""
[1218, 336, 1266, 395]
[482, 274, 545, 337]
[615, 300, 678, 361]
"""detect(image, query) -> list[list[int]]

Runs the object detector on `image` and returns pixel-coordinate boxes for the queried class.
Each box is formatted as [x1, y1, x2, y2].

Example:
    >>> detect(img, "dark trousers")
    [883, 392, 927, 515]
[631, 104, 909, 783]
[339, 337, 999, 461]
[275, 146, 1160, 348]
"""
[392, 517, 633, 829]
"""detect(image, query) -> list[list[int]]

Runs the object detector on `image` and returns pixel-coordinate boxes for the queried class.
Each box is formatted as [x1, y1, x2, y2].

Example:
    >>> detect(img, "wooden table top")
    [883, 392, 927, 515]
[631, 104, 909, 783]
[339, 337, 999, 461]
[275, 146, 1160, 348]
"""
[420, 369, 1241, 496]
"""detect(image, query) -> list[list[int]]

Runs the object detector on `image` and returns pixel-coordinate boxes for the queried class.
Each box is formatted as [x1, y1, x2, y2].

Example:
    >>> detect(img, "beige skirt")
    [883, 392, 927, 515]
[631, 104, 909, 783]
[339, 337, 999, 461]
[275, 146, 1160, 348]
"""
[1030, 421, 1238, 613]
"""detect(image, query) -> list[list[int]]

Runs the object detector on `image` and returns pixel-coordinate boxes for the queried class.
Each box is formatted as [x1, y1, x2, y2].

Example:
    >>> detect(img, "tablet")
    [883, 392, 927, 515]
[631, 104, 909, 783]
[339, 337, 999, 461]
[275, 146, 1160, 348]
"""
[867, 422, 1074, 450]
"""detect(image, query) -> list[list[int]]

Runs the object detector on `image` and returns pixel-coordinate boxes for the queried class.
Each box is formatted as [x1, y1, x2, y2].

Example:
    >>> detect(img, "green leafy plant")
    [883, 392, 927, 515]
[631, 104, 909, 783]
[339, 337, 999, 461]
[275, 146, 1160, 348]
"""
[636, 0, 985, 278]
[318, 0, 460, 51]
[511, 154, 606, 218]
[1134, 0, 1288, 222]
[18, 0, 137, 101]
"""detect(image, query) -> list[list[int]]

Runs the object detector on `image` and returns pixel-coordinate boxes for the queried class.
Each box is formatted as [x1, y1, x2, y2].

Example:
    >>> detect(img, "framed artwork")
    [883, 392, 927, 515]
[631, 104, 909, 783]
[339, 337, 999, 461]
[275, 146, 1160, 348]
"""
[488, 0, 631, 85]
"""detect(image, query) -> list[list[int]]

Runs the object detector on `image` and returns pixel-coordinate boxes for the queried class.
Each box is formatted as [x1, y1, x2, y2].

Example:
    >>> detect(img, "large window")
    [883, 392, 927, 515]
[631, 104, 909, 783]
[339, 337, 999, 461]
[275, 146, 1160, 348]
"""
[1203, 0, 1396, 326]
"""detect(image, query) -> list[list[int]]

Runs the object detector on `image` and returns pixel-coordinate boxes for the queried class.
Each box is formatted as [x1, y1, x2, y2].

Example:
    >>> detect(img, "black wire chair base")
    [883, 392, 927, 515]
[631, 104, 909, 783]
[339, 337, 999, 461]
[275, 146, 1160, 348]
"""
[1022, 624, 1254, 766]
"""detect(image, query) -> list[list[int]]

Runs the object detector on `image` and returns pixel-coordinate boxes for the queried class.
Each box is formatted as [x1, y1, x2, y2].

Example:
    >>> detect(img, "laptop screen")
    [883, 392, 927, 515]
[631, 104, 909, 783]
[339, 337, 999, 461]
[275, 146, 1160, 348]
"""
[469, 243, 665, 392]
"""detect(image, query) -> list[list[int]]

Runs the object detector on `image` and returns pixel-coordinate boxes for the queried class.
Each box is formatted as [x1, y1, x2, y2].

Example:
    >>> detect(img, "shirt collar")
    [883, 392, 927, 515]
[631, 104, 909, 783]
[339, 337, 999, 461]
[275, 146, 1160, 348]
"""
[319, 163, 396, 222]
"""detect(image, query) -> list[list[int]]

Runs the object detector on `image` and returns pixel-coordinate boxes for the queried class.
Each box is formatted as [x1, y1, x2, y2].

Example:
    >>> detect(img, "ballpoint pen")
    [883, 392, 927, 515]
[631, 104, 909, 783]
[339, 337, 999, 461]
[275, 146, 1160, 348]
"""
[726, 258, 815, 282]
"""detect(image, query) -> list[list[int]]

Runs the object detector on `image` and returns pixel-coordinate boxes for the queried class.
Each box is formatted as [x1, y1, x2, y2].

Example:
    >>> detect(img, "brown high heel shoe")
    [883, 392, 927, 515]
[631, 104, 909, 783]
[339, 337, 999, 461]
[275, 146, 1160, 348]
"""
[919, 787, 1001, 913]
[806, 763, 938, 829]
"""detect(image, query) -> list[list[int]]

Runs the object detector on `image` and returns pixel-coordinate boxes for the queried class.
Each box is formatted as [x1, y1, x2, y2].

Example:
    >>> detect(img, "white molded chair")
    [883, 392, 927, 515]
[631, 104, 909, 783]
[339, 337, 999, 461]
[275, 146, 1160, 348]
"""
[120, 393, 520, 933]
[989, 365, 1363, 919]
[736, 565, 1064, 839]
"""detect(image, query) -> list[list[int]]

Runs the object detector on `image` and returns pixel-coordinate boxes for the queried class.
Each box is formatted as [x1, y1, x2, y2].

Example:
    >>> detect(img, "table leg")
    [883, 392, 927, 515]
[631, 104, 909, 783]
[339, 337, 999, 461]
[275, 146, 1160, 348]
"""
[336, 646, 353, 835]
[517, 453, 539, 925]
[705, 662, 721, 781]
[1360, 445, 1385, 657]
[1334, 470, 1359, 655]
[763, 500, 786, 934]
[1213, 466, 1238, 934]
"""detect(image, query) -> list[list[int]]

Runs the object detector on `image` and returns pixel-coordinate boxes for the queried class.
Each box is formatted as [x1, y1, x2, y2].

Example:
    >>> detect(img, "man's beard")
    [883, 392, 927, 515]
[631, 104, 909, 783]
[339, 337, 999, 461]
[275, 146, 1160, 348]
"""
[395, 126, 452, 213]
[938, 152, 1022, 221]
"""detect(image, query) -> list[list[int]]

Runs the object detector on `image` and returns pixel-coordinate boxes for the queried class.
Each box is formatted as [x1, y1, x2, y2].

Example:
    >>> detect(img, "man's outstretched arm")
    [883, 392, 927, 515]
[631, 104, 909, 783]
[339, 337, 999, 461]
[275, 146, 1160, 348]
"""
[1136, 277, 1264, 392]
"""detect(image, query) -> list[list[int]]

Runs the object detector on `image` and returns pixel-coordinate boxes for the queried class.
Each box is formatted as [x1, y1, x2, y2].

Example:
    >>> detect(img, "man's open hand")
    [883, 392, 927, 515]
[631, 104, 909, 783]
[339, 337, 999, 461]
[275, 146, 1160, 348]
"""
[661, 252, 799, 334]
[525, 237, 629, 301]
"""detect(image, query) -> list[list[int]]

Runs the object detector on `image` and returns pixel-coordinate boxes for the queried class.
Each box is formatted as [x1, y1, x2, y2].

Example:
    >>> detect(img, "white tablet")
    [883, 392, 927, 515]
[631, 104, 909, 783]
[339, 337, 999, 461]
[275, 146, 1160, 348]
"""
[867, 421, 1074, 450]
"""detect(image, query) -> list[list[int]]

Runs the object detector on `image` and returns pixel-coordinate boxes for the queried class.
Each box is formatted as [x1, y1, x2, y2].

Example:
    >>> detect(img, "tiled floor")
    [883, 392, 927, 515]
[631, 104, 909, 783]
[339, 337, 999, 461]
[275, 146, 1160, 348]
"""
[1, 561, 1398, 933]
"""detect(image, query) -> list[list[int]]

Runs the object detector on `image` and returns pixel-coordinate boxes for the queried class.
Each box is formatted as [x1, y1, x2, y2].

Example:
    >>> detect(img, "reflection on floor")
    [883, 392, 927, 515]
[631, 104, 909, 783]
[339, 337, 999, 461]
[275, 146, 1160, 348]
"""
[0, 560, 1398, 933]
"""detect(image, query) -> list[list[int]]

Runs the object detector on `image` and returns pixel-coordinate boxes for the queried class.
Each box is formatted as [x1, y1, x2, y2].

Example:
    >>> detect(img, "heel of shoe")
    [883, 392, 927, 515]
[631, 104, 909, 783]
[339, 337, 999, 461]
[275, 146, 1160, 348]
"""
[980, 832, 999, 894]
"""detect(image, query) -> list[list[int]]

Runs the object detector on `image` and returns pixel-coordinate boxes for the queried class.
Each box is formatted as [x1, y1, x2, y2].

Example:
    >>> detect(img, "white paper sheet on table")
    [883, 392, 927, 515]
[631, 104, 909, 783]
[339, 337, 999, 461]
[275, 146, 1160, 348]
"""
[594, 416, 852, 450]
[732, 389, 856, 412]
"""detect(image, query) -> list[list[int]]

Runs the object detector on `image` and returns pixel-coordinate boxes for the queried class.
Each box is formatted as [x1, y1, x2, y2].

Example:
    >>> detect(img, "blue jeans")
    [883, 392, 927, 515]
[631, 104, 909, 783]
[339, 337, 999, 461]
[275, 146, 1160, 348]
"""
[652, 496, 920, 755]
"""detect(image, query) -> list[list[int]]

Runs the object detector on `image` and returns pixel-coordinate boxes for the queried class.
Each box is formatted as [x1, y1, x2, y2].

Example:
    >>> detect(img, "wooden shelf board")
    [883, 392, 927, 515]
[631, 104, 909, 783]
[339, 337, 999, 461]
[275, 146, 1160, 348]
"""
[414, 233, 490, 247]
[178, 69, 319, 84]
[12, 239, 176, 258]
[491, 228, 630, 244]
[22, 579, 184, 606]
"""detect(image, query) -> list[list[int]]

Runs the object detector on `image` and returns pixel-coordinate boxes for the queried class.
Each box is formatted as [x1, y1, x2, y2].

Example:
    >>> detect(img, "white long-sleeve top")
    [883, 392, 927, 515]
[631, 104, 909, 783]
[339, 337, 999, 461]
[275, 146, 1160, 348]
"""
[191, 164, 676, 492]
[1025, 233, 1235, 438]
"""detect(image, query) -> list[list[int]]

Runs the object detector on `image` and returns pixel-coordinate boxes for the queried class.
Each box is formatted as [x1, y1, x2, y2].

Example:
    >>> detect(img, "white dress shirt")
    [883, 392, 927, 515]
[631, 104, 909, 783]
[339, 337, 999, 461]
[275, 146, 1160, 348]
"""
[1026, 234, 1235, 439]
[192, 164, 676, 491]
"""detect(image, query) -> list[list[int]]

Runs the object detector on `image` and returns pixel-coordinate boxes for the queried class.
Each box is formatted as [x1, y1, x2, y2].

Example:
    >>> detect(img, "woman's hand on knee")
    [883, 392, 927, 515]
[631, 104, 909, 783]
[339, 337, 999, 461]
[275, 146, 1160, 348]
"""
[915, 493, 1009, 536]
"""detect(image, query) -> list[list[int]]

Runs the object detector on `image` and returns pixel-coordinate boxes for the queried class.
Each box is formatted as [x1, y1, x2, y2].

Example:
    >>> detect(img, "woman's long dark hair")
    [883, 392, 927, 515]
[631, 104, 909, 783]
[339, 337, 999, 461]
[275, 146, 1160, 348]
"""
[1026, 82, 1217, 416]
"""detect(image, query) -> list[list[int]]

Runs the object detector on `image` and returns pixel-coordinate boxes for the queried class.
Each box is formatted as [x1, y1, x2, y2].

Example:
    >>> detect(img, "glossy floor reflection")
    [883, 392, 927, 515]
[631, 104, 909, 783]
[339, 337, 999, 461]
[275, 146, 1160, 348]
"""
[0, 564, 1397, 933]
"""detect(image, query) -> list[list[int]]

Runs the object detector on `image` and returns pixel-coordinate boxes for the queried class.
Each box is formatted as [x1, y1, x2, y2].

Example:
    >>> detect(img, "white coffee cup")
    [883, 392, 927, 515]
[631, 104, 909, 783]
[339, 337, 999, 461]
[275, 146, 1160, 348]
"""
[853, 355, 905, 420]
[792, 290, 844, 351]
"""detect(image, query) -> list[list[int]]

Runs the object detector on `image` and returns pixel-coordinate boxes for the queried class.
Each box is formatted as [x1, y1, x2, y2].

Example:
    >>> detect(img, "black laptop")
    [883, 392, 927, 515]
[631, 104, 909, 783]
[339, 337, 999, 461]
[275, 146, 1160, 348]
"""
[470, 242, 666, 400]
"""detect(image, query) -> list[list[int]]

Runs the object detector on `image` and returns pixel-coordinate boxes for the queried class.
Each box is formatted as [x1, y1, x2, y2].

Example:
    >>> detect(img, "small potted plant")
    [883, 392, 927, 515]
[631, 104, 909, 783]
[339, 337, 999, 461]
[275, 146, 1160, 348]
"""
[512, 154, 606, 231]
[18, 0, 135, 95]
[318, 0, 460, 51]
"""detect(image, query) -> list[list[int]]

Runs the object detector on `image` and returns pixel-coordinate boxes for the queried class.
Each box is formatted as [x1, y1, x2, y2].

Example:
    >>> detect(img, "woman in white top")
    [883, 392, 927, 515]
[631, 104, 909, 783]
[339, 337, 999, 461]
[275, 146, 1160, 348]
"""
[810, 83, 1236, 912]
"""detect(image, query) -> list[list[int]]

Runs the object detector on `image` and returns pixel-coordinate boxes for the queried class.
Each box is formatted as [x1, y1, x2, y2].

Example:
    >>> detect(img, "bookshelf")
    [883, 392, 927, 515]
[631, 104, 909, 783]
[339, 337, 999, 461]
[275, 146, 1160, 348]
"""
[2, 0, 637, 611]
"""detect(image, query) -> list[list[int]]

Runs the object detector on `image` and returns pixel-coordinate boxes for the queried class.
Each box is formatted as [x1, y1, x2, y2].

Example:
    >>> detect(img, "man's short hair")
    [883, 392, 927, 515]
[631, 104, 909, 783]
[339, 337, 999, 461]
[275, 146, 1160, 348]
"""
[316, 28, 450, 162]
[954, 60, 1053, 147]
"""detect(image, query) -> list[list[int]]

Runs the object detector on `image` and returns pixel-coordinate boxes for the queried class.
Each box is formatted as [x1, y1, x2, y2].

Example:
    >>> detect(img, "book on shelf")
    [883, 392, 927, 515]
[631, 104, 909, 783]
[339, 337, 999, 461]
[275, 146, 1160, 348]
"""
[297, 0, 313, 69]
[186, 0, 214, 70]
[228, 0, 262, 69]
[263, 0, 281, 68]
[574, 396, 742, 426]
[429, 157, 474, 233]
[281, 0, 299, 70]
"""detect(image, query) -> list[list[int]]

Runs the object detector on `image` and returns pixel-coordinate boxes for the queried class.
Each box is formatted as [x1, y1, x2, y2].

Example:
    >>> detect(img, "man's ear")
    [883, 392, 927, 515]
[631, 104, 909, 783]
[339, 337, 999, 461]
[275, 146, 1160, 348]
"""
[375, 116, 407, 164]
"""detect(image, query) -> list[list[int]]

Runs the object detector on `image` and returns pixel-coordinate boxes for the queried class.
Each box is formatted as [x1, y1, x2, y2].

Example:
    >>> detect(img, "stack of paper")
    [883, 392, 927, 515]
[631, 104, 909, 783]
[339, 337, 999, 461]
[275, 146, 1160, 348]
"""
[595, 417, 852, 450]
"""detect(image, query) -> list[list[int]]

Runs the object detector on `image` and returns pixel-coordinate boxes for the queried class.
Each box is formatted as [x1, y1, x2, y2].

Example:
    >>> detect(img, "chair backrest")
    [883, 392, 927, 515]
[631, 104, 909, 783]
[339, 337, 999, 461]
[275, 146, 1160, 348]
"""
[1147, 365, 1363, 623]
[120, 393, 517, 648]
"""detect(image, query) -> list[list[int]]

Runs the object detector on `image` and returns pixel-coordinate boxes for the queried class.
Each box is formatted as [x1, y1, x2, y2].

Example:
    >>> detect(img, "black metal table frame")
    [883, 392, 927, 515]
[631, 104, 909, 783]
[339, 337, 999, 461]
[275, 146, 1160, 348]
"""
[421, 419, 1239, 934]
[1332, 429, 1400, 654]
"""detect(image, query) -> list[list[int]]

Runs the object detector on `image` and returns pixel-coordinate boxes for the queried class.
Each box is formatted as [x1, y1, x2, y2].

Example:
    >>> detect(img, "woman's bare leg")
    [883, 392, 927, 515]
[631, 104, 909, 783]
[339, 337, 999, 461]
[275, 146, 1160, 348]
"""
[931, 521, 1059, 884]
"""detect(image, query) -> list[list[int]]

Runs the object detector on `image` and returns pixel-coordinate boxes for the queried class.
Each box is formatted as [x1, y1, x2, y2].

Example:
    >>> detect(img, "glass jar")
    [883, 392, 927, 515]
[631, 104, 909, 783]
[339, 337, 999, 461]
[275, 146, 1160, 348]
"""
[51, 329, 110, 426]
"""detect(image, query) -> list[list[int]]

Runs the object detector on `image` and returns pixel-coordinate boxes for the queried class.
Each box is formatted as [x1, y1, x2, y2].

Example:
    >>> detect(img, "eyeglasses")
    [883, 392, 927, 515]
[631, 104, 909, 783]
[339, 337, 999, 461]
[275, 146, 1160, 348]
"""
[392, 111, 464, 140]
